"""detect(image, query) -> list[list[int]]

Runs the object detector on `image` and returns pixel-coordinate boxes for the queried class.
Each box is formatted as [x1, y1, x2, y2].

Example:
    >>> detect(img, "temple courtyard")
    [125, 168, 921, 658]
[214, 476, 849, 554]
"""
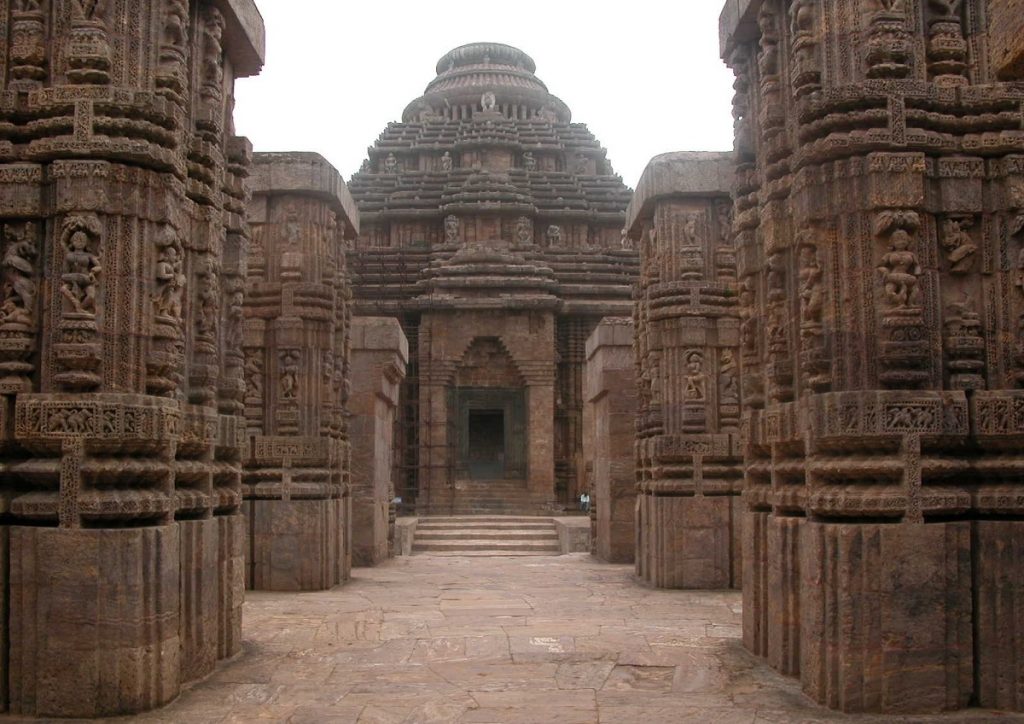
[64, 554, 1014, 724]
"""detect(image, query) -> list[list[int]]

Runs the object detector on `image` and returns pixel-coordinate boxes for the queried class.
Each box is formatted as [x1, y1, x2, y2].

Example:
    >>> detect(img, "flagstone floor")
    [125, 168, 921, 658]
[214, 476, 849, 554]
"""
[121, 555, 1021, 722]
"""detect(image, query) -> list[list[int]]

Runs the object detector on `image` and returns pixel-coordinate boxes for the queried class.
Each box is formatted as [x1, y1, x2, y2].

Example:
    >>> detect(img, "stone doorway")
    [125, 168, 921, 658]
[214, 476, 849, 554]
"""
[454, 387, 527, 481]
[466, 409, 504, 478]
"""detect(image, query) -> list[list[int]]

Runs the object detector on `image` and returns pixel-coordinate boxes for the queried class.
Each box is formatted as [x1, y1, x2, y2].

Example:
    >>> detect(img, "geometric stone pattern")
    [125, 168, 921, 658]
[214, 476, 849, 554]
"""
[349, 316, 408, 566]
[627, 152, 743, 589]
[346, 43, 637, 515]
[243, 152, 358, 591]
[0, 0, 264, 715]
[583, 317, 638, 564]
[721, 0, 1024, 712]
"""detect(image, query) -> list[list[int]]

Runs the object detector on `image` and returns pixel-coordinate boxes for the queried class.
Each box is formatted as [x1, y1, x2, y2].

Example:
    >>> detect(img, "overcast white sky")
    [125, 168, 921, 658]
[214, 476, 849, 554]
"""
[234, 0, 735, 189]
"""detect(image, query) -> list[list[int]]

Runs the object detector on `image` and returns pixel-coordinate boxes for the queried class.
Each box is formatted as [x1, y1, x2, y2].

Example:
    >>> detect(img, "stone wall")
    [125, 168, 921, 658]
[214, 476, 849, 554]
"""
[721, 0, 1024, 713]
[628, 152, 743, 590]
[243, 152, 358, 591]
[584, 318, 637, 563]
[989, 0, 1024, 78]
[350, 317, 408, 566]
[0, 0, 264, 716]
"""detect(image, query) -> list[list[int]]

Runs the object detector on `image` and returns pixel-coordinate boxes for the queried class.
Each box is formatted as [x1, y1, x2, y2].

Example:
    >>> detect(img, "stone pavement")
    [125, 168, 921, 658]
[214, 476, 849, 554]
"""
[34, 554, 1021, 723]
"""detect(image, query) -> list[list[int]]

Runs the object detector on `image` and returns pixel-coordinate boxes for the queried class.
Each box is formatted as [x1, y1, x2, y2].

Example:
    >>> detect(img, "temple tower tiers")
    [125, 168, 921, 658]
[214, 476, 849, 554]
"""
[0, 0, 264, 717]
[720, 0, 1024, 713]
[347, 43, 637, 515]
[243, 152, 357, 591]
[628, 152, 742, 589]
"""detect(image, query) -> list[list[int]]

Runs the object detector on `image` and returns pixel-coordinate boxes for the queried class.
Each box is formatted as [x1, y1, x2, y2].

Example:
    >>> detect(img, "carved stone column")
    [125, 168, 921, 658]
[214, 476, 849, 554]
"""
[349, 317, 408, 566]
[584, 317, 637, 564]
[721, 0, 1024, 713]
[243, 152, 357, 592]
[628, 152, 742, 589]
[0, 0, 264, 717]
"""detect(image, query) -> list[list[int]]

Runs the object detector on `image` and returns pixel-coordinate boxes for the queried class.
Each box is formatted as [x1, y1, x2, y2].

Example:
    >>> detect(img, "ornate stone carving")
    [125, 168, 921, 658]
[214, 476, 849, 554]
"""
[721, 0, 1024, 710]
[0, 1, 264, 715]
[10, 0, 48, 89]
[926, 0, 968, 84]
[444, 214, 460, 244]
[546, 224, 562, 247]
[156, 0, 190, 105]
[940, 216, 977, 274]
[789, 0, 821, 98]
[199, 6, 225, 106]
[66, 0, 112, 85]
[59, 214, 103, 317]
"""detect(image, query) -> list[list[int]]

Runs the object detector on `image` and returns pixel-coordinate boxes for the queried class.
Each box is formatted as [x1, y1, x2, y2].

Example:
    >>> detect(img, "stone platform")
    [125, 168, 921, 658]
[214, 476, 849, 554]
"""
[103, 554, 1007, 724]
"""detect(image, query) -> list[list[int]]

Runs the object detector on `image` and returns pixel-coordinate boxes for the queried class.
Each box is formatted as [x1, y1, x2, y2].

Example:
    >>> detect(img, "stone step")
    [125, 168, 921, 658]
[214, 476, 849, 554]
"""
[417, 521, 556, 530]
[410, 515, 562, 556]
[415, 531, 559, 541]
[411, 557, 565, 561]
[419, 516, 554, 524]
[412, 539, 561, 553]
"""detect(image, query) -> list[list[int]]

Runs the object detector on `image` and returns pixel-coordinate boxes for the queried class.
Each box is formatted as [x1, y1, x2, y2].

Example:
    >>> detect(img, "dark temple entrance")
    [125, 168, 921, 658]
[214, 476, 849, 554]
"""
[453, 387, 527, 481]
[467, 410, 505, 479]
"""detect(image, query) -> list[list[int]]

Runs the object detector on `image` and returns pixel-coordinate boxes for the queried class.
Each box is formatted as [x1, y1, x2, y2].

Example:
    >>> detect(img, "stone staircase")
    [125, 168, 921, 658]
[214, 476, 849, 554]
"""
[412, 516, 562, 556]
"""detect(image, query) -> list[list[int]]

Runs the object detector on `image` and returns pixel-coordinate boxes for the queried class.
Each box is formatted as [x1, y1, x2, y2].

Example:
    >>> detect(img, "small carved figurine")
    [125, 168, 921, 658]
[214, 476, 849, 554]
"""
[878, 228, 922, 307]
[941, 216, 977, 274]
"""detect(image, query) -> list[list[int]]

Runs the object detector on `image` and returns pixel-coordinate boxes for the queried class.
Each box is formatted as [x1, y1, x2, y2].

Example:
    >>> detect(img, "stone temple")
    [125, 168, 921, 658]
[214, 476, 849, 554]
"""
[0, 1, 1023, 721]
[346, 43, 636, 517]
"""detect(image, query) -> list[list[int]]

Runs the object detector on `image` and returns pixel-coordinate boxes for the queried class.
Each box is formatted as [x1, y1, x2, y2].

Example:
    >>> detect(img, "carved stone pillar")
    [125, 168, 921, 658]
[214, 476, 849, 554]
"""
[243, 152, 357, 592]
[584, 317, 637, 564]
[628, 152, 742, 589]
[0, 0, 264, 716]
[721, 0, 1024, 713]
[349, 317, 408, 566]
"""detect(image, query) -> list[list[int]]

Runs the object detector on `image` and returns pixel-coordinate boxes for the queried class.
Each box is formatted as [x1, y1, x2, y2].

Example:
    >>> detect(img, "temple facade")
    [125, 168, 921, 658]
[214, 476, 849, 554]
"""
[347, 43, 637, 515]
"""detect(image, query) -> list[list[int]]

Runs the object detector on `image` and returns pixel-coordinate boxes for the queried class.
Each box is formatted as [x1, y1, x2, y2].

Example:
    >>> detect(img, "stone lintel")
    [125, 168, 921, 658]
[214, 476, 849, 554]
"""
[251, 152, 360, 238]
[719, 0, 762, 60]
[213, 0, 266, 78]
[625, 152, 733, 240]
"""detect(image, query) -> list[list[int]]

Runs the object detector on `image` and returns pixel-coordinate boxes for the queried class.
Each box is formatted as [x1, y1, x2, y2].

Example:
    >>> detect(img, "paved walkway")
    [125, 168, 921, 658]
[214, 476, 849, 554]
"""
[130, 554, 1014, 723]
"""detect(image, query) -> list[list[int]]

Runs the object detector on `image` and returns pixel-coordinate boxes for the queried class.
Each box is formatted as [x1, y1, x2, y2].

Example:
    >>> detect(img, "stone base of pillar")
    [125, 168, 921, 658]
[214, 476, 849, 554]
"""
[179, 518, 219, 685]
[8, 525, 181, 718]
[217, 513, 245, 660]
[635, 494, 741, 589]
[245, 498, 344, 592]
[352, 497, 390, 567]
[800, 521, 973, 713]
[767, 515, 802, 676]
[742, 509, 770, 658]
[971, 520, 1024, 711]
